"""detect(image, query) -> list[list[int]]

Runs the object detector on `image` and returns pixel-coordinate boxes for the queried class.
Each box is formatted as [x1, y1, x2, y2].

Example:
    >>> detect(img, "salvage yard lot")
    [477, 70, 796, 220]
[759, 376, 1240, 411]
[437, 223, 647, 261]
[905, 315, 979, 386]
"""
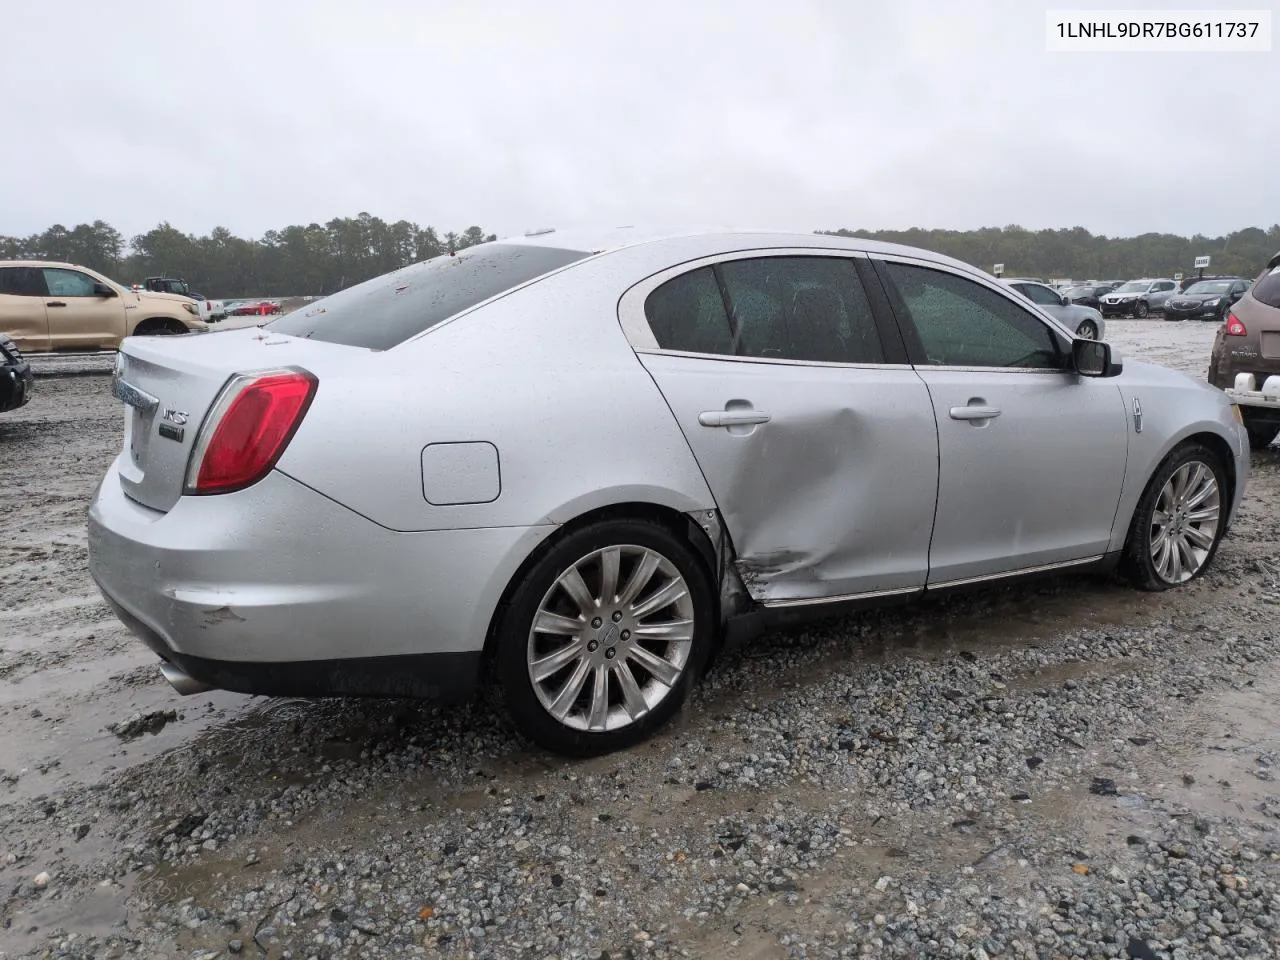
[1, 320, 1277, 959]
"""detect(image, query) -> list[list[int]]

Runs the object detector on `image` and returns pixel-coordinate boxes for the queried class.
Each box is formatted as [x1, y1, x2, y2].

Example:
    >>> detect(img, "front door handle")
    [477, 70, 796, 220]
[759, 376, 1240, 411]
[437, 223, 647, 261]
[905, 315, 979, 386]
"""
[949, 404, 1002, 421]
[47, 301, 67, 308]
[698, 410, 771, 428]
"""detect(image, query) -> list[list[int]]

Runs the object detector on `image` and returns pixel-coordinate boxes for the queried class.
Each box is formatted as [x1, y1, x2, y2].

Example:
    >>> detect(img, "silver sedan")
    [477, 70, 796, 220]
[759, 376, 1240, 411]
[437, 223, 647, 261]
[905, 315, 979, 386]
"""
[87, 228, 1250, 754]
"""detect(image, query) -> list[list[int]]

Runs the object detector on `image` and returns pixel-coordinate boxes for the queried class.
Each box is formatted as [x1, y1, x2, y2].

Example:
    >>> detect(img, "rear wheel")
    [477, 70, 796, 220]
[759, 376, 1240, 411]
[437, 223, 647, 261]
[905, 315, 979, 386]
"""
[493, 519, 715, 755]
[1122, 443, 1227, 591]
[1134, 301, 1149, 319]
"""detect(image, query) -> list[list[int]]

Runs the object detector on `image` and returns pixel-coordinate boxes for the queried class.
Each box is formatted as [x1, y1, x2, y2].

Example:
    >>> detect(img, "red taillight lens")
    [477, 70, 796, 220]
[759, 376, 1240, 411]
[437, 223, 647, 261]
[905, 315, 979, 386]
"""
[1225, 313, 1247, 337]
[186, 370, 317, 495]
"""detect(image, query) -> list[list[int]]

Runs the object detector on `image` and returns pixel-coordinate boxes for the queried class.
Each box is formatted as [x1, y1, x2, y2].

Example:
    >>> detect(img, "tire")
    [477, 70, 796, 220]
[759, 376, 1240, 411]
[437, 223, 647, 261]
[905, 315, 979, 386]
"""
[133, 319, 185, 336]
[1075, 319, 1098, 340]
[1121, 443, 1228, 591]
[1244, 418, 1279, 450]
[493, 518, 716, 755]
[1134, 301, 1149, 319]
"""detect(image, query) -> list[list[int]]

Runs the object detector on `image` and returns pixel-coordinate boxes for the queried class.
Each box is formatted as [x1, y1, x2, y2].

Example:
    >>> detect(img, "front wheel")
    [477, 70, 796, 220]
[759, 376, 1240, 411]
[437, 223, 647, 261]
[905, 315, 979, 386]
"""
[1134, 301, 1149, 319]
[493, 519, 715, 755]
[1075, 319, 1098, 340]
[1122, 443, 1228, 591]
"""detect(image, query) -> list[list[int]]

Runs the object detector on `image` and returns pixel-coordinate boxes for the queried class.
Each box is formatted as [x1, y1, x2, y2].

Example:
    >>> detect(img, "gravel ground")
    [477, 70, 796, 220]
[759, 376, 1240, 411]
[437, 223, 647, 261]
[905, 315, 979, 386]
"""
[1, 319, 1277, 960]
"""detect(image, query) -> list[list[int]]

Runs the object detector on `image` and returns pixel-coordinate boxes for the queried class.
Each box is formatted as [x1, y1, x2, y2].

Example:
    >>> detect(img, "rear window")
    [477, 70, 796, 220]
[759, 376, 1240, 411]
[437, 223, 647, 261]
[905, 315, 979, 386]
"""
[1254, 265, 1280, 309]
[266, 244, 591, 349]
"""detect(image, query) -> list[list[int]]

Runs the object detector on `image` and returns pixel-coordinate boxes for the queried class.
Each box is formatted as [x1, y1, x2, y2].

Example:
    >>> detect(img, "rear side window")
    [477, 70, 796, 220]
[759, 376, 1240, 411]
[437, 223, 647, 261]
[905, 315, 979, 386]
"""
[267, 244, 591, 349]
[1253, 266, 1280, 309]
[644, 267, 734, 355]
[0, 267, 47, 296]
[643, 256, 885, 364]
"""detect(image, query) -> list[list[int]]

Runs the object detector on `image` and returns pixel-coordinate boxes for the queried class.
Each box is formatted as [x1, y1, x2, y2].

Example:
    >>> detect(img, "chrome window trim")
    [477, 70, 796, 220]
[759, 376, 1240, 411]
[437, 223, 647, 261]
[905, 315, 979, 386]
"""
[868, 252, 1076, 372]
[633, 347, 914, 372]
[617, 246, 874, 359]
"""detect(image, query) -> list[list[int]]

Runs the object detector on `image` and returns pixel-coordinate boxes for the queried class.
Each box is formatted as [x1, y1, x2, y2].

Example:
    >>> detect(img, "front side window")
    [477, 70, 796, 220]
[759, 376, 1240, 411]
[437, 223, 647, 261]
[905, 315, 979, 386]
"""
[881, 262, 1064, 369]
[42, 268, 97, 298]
[1153, 281, 1175, 292]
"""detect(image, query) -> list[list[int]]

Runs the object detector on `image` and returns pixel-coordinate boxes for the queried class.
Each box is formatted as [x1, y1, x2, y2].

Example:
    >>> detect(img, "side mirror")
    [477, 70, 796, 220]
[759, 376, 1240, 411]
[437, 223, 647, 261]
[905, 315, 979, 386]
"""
[1073, 338, 1121, 378]
[1059, 294, 1070, 306]
[92, 282, 117, 297]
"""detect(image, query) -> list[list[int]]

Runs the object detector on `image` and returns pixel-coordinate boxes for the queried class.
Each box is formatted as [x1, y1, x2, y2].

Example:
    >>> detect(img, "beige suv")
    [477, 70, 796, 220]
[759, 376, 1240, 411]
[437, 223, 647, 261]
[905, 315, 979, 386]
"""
[0, 261, 210, 352]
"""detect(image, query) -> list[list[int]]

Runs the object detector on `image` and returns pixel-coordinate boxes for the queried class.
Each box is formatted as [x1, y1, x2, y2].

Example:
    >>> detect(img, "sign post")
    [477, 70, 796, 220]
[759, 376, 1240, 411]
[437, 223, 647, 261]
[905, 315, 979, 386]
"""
[1193, 255, 1210, 281]
[993, 263, 1004, 278]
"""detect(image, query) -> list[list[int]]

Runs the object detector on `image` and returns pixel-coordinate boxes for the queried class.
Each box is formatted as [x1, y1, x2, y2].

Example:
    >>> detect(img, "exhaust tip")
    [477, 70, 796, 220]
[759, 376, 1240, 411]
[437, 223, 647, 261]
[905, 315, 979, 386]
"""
[160, 661, 214, 696]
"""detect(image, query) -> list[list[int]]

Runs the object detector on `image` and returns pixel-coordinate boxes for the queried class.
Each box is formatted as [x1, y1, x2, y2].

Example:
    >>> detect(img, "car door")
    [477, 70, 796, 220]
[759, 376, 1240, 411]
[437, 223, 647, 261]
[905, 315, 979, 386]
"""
[0, 266, 51, 351]
[1149, 280, 1177, 310]
[870, 256, 1130, 586]
[618, 250, 940, 606]
[42, 267, 126, 349]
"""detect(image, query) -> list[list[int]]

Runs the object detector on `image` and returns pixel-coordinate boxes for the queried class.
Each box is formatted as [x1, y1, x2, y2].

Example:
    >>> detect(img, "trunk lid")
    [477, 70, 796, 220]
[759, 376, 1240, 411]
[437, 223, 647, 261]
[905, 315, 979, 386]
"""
[112, 328, 367, 512]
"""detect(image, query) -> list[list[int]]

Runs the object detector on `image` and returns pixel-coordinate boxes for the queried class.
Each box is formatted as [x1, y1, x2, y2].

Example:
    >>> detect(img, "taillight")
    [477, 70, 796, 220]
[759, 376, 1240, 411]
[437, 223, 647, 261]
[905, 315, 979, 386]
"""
[1225, 313, 1247, 337]
[185, 369, 317, 495]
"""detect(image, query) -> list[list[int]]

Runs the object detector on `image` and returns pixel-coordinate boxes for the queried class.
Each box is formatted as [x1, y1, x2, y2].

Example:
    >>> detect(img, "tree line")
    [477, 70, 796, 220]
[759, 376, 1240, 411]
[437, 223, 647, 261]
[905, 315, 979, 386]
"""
[0, 216, 497, 298]
[2, 216, 1277, 298]
[819, 224, 1280, 283]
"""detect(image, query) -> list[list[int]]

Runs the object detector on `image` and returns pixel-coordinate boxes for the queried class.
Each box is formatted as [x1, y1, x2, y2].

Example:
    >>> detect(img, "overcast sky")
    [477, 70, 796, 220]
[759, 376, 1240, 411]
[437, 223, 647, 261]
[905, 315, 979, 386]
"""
[2, 0, 1274, 242]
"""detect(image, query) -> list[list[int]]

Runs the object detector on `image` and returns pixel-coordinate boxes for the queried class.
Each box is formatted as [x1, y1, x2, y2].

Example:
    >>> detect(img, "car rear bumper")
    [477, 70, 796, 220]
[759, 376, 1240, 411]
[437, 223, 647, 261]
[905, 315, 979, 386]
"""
[87, 460, 556, 700]
[1226, 373, 1280, 411]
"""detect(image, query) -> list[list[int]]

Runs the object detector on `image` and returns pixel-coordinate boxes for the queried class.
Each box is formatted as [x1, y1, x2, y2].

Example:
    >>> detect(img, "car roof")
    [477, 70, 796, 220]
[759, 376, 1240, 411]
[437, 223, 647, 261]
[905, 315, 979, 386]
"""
[495, 226, 982, 275]
[0, 259, 96, 270]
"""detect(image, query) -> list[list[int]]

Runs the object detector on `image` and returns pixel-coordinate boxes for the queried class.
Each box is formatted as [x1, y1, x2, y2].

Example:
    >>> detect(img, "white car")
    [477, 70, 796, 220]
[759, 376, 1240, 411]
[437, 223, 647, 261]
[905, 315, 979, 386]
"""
[87, 228, 1249, 755]
[1002, 279, 1106, 340]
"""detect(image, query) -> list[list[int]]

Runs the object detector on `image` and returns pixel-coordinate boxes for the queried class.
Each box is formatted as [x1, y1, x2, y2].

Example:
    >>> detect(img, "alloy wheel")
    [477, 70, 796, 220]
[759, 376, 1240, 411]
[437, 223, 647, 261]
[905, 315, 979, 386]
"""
[527, 545, 695, 732]
[1148, 460, 1221, 584]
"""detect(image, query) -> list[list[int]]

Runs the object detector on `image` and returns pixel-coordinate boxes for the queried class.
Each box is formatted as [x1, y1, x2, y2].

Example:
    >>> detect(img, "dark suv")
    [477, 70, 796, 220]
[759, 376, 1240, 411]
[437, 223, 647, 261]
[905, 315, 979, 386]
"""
[1208, 252, 1280, 449]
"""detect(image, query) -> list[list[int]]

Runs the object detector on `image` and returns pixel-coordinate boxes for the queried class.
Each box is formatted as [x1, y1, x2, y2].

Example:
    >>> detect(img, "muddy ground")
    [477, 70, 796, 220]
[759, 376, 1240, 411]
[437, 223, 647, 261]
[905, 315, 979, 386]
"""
[0, 319, 1277, 959]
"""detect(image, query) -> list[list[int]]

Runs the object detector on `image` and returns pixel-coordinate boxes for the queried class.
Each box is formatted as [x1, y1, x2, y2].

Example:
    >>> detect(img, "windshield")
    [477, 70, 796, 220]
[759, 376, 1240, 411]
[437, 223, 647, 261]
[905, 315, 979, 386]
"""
[1114, 281, 1148, 293]
[266, 243, 592, 349]
[1183, 281, 1232, 295]
[1064, 286, 1092, 296]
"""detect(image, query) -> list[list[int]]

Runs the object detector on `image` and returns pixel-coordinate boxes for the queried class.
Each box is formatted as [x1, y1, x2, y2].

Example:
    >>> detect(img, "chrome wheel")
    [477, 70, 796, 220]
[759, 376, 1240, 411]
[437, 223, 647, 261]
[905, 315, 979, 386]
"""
[527, 545, 695, 733]
[1149, 460, 1221, 584]
[1076, 320, 1098, 340]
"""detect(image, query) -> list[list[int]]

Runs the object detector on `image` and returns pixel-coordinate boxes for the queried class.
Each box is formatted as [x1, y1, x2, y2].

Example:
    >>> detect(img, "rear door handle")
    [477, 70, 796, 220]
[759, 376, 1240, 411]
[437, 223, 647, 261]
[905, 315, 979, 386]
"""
[47, 301, 67, 308]
[949, 405, 1002, 421]
[698, 410, 771, 427]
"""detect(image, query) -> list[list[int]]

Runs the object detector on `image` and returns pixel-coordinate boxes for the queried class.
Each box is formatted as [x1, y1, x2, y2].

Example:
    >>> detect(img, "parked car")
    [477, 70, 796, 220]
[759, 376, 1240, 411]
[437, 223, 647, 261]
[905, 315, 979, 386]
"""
[0, 333, 33, 413]
[230, 299, 281, 317]
[1063, 283, 1117, 311]
[1099, 279, 1179, 318]
[88, 228, 1249, 755]
[1163, 278, 1249, 323]
[1002, 279, 1106, 339]
[0, 261, 210, 352]
[1208, 252, 1280, 449]
[140, 277, 228, 322]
